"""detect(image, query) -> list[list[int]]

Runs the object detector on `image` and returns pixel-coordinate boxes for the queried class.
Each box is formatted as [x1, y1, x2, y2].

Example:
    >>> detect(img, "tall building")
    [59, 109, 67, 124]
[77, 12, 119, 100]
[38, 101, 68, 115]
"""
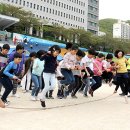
[87, 0, 99, 34]
[0, 0, 99, 34]
[113, 20, 130, 40]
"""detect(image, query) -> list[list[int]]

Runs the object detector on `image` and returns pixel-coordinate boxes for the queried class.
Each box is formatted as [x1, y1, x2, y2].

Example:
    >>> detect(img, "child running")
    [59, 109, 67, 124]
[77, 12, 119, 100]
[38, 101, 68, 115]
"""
[0, 44, 10, 95]
[31, 50, 46, 101]
[0, 53, 22, 108]
[39, 45, 61, 108]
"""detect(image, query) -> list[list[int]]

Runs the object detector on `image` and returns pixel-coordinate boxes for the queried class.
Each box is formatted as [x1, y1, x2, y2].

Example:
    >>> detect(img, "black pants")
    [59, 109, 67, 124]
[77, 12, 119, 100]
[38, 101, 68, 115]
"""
[116, 73, 129, 95]
[0, 77, 13, 102]
[12, 73, 22, 94]
[91, 76, 102, 92]
[102, 71, 113, 83]
[72, 76, 81, 96]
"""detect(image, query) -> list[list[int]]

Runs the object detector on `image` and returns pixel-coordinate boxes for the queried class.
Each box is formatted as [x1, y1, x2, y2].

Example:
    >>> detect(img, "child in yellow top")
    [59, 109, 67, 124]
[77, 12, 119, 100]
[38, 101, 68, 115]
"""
[114, 50, 129, 103]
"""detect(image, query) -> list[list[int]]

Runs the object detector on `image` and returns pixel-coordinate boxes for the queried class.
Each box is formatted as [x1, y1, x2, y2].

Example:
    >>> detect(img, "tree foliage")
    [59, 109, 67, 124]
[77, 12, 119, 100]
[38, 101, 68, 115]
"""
[99, 18, 118, 35]
[1, 3, 130, 53]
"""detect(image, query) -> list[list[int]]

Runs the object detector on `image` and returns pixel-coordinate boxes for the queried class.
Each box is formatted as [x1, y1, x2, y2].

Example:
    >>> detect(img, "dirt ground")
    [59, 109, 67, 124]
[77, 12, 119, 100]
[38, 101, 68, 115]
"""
[0, 84, 130, 130]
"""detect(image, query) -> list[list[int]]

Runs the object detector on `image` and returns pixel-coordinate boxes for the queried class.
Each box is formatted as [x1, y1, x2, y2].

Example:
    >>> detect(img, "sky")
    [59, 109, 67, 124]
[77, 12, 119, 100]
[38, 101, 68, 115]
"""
[99, 0, 130, 20]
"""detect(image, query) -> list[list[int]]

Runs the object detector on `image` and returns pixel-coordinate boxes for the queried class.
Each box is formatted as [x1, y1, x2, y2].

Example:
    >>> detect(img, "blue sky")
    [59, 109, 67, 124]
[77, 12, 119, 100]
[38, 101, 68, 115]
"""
[99, 0, 130, 20]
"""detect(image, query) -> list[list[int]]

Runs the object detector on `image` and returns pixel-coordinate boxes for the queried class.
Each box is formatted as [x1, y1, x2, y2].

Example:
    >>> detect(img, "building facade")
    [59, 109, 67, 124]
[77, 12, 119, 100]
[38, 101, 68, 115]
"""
[1, 0, 88, 30]
[87, 0, 99, 34]
[113, 20, 130, 40]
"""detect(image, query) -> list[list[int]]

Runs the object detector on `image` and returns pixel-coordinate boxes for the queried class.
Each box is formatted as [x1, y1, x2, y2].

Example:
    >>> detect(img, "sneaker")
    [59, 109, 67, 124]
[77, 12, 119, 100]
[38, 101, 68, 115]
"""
[35, 97, 40, 101]
[57, 96, 63, 99]
[40, 100, 46, 108]
[49, 96, 54, 99]
[0, 99, 5, 108]
[113, 90, 117, 94]
[22, 90, 30, 93]
[31, 96, 36, 101]
[12, 94, 20, 98]
[89, 89, 93, 97]
[4, 100, 10, 106]
[83, 94, 88, 97]
[119, 93, 125, 96]
[71, 95, 78, 99]
[109, 82, 113, 87]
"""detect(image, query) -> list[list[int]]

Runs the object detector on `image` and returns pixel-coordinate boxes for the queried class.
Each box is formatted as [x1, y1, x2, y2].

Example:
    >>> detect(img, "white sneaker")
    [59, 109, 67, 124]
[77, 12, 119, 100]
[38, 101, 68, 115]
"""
[12, 94, 20, 98]
[35, 96, 40, 101]
[31, 96, 36, 101]
[4, 100, 10, 106]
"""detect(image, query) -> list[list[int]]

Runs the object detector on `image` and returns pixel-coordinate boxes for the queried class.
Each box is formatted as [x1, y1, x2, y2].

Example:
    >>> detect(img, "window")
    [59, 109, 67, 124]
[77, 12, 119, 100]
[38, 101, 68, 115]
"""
[74, 16, 75, 20]
[58, 11, 60, 16]
[46, 8, 48, 12]
[34, 4, 36, 9]
[64, 4, 66, 8]
[23, 1, 25, 6]
[56, 1, 58, 6]
[59, 2, 60, 6]
[15, 0, 18, 4]
[30, 3, 32, 8]
[53, 0, 55, 5]
[12, 0, 14, 3]
[72, 6, 73, 11]
[43, 7, 45, 11]
[27, 2, 29, 7]
[52, 9, 54, 14]
[81, 10, 82, 14]
[50, 9, 51, 13]
[74, 7, 75, 12]
[66, 14, 68, 18]
[37, 5, 39, 10]
[71, 15, 73, 20]
[69, 14, 70, 19]
[61, 12, 63, 16]
[19, 0, 22, 5]
[61, 3, 63, 7]
[55, 10, 57, 15]
[40, 6, 42, 11]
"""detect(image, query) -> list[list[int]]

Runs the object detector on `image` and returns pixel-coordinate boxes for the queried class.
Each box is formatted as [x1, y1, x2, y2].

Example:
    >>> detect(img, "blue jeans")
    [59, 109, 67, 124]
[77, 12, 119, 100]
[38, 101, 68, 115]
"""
[60, 68, 75, 86]
[83, 78, 96, 95]
[31, 74, 42, 96]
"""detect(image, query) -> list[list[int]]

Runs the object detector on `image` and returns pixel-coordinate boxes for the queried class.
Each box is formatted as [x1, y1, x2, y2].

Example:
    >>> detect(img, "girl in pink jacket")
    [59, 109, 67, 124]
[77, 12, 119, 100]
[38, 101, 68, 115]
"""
[89, 53, 105, 97]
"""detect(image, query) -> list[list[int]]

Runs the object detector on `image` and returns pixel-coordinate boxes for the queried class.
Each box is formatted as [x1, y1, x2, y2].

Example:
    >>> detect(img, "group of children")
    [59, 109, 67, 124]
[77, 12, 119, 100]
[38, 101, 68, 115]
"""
[0, 42, 130, 108]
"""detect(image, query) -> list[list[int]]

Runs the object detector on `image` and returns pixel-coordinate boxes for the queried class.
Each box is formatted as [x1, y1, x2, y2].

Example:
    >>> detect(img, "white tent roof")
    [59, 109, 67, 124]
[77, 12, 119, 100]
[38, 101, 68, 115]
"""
[0, 14, 19, 30]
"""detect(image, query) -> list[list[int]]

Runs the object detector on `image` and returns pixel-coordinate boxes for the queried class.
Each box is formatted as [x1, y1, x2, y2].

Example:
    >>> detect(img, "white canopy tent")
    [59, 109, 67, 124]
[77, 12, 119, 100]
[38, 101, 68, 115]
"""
[0, 14, 19, 30]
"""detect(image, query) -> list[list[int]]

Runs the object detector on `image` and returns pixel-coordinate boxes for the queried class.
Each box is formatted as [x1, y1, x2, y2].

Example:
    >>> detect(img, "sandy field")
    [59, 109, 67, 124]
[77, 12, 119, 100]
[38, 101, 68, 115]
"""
[0, 84, 130, 130]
